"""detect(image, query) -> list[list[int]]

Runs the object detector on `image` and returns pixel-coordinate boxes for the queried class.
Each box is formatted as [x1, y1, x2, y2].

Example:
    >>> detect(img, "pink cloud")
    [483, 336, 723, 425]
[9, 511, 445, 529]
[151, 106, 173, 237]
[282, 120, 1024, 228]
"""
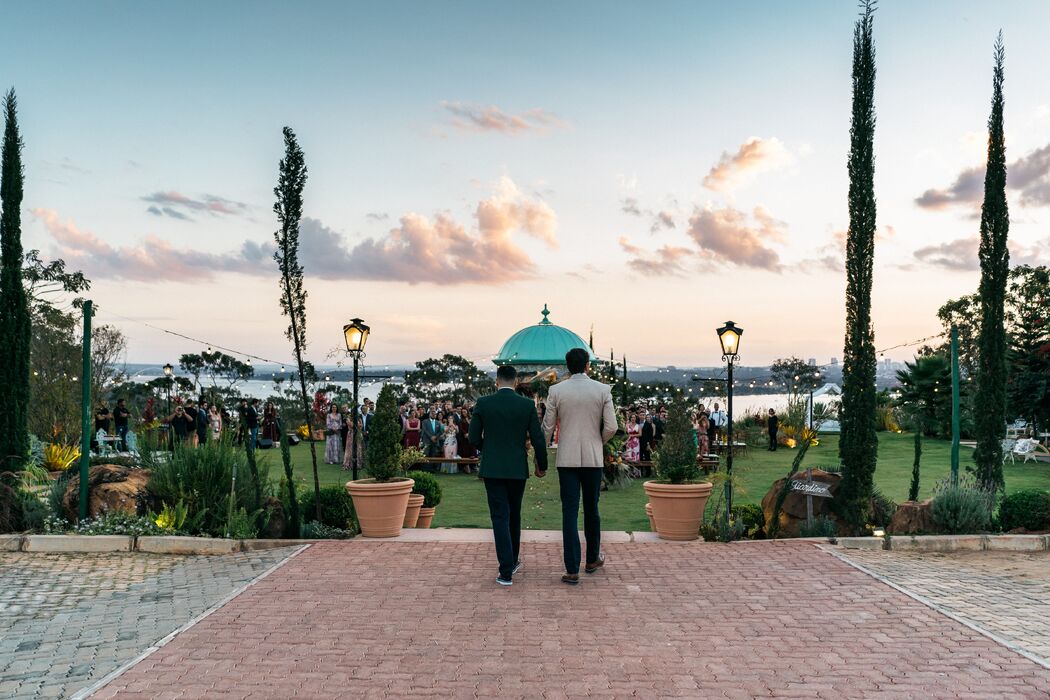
[686, 205, 784, 271]
[703, 137, 790, 192]
[441, 102, 568, 135]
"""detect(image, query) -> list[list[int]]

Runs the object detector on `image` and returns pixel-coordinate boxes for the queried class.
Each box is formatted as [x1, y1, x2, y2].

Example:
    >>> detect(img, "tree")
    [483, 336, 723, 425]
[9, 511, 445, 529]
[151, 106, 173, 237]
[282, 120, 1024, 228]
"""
[838, 1, 879, 533]
[973, 34, 1009, 493]
[1005, 265, 1049, 432]
[896, 354, 955, 502]
[366, 384, 404, 482]
[402, 355, 494, 404]
[935, 294, 980, 376]
[769, 357, 822, 403]
[273, 126, 321, 520]
[179, 350, 254, 400]
[0, 89, 30, 471]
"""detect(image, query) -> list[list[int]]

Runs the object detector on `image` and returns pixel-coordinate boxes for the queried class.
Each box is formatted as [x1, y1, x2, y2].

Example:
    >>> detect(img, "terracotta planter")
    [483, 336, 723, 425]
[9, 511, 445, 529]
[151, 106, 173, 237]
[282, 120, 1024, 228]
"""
[645, 502, 656, 532]
[415, 506, 436, 528]
[346, 478, 415, 537]
[643, 481, 714, 541]
[403, 493, 425, 528]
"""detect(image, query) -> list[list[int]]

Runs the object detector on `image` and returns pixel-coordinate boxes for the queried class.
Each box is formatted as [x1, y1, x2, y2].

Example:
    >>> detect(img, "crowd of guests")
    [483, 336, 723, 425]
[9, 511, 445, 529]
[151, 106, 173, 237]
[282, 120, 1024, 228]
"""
[620, 402, 730, 462]
[399, 400, 478, 473]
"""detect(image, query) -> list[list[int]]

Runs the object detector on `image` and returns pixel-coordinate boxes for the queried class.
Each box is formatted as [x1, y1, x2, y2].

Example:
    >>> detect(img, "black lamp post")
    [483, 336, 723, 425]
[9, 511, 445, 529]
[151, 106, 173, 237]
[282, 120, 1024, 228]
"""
[716, 321, 742, 529]
[343, 318, 370, 481]
[162, 363, 174, 413]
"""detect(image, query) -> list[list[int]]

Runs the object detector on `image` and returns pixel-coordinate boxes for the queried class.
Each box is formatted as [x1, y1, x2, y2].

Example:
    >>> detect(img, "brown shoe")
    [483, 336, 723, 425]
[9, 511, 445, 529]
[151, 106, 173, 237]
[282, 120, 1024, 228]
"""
[561, 573, 579, 585]
[585, 553, 605, 574]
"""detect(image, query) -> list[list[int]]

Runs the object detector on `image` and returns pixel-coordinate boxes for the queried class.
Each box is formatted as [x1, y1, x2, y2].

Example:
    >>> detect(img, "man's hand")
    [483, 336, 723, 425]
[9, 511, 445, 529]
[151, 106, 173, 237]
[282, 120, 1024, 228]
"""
[534, 468, 546, 478]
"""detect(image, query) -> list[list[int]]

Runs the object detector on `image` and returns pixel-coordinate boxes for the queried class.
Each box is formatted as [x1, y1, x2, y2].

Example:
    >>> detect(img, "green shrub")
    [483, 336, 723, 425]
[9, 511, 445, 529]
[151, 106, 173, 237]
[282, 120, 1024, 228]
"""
[407, 471, 443, 508]
[28, 435, 45, 468]
[366, 384, 404, 482]
[799, 515, 838, 539]
[870, 488, 898, 528]
[931, 477, 993, 534]
[653, 399, 702, 484]
[48, 469, 75, 520]
[298, 485, 358, 532]
[997, 490, 1050, 532]
[18, 491, 48, 531]
[730, 502, 765, 539]
[226, 507, 259, 539]
[142, 439, 270, 537]
[301, 520, 354, 539]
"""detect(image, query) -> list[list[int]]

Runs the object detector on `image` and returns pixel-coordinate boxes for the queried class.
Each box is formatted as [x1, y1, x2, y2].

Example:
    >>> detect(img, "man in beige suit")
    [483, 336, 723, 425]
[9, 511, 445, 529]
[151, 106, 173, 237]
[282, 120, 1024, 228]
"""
[542, 347, 618, 585]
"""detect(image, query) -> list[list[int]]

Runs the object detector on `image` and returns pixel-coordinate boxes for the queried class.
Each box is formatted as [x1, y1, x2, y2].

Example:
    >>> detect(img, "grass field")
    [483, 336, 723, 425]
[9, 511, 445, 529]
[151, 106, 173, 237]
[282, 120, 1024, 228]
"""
[279, 432, 1050, 531]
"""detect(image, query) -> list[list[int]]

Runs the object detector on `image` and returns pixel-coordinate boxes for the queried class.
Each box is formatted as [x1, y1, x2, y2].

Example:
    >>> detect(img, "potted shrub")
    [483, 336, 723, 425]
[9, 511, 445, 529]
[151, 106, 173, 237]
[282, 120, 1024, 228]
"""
[346, 385, 414, 537]
[401, 450, 426, 527]
[406, 470, 442, 528]
[644, 400, 713, 540]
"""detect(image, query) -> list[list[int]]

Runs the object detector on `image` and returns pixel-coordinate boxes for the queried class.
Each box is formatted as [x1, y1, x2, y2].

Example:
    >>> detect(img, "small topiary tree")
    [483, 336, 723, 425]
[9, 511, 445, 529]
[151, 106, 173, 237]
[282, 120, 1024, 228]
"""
[407, 470, 443, 508]
[653, 399, 701, 484]
[365, 384, 404, 482]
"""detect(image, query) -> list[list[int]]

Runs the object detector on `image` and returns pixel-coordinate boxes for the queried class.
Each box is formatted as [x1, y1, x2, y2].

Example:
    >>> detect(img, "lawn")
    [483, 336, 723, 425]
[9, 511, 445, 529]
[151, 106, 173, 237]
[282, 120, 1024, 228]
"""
[277, 432, 1050, 531]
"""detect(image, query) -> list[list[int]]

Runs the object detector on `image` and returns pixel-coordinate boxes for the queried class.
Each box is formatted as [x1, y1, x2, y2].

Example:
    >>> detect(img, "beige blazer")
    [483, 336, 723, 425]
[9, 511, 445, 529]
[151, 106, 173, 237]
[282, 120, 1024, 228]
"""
[542, 373, 618, 468]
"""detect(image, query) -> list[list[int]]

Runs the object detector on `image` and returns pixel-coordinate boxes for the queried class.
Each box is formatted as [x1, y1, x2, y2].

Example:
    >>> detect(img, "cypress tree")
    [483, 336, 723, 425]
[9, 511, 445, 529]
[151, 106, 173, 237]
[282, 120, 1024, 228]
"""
[0, 89, 30, 471]
[973, 34, 1009, 492]
[838, 2, 879, 533]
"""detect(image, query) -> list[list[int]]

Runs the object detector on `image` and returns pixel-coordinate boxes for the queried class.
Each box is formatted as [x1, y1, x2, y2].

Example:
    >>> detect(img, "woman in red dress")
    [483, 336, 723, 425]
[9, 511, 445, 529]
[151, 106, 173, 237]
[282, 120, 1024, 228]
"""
[456, 406, 476, 470]
[402, 408, 422, 449]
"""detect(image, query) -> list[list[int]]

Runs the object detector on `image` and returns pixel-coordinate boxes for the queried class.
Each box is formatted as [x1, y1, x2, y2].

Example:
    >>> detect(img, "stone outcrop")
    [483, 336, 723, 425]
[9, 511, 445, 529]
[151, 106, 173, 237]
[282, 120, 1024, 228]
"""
[62, 465, 151, 520]
[888, 499, 939, 535]
[761, 469, 842, 537]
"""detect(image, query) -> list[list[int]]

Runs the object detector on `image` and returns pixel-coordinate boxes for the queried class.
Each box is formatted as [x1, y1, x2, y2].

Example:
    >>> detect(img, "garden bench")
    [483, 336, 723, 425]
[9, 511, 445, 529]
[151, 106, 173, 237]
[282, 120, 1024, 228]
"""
[409, 457, 480, 474]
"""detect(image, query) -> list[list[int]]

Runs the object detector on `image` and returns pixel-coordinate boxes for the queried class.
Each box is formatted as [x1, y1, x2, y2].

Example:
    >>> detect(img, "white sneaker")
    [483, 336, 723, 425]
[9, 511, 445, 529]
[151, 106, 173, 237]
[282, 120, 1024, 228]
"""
[512, 561, 522, 575]
[496, 576, 513, 586]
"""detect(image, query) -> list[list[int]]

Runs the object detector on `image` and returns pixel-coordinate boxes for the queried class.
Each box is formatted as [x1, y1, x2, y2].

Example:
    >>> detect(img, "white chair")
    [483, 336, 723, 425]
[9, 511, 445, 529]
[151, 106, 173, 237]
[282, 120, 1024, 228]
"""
[1012, 438, 1050, 464]
[1002, 438, 1018, 463]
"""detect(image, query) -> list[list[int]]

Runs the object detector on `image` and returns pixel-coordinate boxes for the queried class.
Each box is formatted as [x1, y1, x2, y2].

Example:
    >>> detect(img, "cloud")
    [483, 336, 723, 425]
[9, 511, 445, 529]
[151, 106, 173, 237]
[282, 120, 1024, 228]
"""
[141, 191, 249, 219]
[440, 102, 568, 135]
[916, 143, 1050, 209]
[702, 137, 791, 192]
[621, 197, 675, 233]
[147, 205, 191, 221]
[34, 177, 559, 286]
[621, 197, 643, 216]
[618, 237, 693, 276]
[913, 234, 1050, 271]
[650, 210, 675, 233]
[365, 212, 389, 222]
[686, 205, 784, 271]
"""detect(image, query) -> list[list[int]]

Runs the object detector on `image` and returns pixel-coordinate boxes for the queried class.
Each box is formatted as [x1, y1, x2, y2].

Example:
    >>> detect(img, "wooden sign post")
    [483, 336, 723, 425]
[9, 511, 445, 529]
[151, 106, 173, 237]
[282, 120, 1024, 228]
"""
[789, 468, 833, 525]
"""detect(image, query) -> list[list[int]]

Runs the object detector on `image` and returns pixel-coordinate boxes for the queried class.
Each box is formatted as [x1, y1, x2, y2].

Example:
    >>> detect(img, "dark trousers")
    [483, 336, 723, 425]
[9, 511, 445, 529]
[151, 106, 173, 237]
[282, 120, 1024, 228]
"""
[116, 425, 129, 451]
[484, 477, 526, 579]
[558, 467, 602, 575]
[768, 430, 778, 451]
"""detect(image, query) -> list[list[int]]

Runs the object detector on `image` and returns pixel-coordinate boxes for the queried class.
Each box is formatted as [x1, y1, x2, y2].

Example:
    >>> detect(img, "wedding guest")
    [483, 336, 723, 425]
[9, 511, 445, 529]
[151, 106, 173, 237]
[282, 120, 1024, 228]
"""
[456, 407, 477, 470]
[261, 401, 280, 444]
[640, 410, 656, 461]
[183, 401, 200, 447]
[246, 399, 261, 449]
[421, 408, 443, 457]
[767, 408, 779, 452]
[167, 406, 195, 446]
[324, 404, 344, 464]
[625, 412, 642, 462]
[208, 404, 223, 441]
[195, 401, 210, 446]
[697, 411, 711, 456]
[113, 399, 131, 451]
[402, 408, 422, 449]
[441, 416, 458, 474]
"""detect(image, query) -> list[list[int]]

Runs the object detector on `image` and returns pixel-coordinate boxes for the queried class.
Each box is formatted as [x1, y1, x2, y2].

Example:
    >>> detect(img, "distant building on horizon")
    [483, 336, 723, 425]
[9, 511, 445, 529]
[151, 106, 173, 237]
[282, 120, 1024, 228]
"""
[808, 358, 816, 366]
[830, 357, 839, 365]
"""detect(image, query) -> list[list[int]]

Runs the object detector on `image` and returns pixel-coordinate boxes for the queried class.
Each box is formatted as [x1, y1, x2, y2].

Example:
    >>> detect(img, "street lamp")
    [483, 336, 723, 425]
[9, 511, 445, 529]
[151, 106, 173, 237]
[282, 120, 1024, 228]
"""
[162, 363, 174, 413]
[343, 318, 370, 480]
[716, 321, 742, 530]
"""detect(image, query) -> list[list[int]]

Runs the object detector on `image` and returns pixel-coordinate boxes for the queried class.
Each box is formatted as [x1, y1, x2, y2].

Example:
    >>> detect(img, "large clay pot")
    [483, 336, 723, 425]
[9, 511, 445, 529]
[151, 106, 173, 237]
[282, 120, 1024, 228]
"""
[415, 506, 436, 529]
[346, 478, 415, 537]
[403, 493, 425, 528]
[644, 481, 713, 541]
[645, 502, 656, 533]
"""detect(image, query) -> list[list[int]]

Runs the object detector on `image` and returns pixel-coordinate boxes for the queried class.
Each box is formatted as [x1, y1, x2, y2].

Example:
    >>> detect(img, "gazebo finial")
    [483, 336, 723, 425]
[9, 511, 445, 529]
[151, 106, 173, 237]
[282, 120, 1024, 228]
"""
[540, 303, 551, 325]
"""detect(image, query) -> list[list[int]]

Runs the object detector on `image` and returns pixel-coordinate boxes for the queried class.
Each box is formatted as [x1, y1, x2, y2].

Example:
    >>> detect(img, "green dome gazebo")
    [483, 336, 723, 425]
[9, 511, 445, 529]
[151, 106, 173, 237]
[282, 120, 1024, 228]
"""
[493, 304, 597, 378]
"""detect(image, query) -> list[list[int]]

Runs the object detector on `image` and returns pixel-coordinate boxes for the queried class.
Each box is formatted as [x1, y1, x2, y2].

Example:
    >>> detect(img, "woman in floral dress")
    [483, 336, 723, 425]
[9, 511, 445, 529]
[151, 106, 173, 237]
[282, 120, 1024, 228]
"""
[324, 404, 343, 464]
[625, 412, 642, 462]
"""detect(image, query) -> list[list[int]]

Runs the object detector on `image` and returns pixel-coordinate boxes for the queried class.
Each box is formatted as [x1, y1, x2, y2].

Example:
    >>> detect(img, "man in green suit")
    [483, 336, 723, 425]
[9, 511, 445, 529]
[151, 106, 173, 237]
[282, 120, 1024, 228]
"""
[469, 365, 549, 586]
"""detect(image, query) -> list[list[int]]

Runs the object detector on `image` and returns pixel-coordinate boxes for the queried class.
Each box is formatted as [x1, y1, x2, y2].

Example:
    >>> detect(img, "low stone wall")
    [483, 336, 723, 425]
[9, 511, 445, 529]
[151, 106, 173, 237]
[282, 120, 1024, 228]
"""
[1, 535, 319, 555]
[837, 534, 1050, 553]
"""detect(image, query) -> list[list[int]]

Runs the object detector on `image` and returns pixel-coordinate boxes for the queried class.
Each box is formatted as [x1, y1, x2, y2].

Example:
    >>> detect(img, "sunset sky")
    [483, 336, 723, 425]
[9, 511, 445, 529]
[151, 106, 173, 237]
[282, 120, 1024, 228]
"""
[6, 1, 1050, 369]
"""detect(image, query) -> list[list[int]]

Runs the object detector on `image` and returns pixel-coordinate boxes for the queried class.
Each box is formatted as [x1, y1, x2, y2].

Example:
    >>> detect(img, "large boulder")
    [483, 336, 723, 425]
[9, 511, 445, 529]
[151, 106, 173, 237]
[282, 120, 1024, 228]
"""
[260, 496, 287, 539]
[889, 499, 939, 535]
[761, 469, 842, 537]
[62, 465, 151, 521]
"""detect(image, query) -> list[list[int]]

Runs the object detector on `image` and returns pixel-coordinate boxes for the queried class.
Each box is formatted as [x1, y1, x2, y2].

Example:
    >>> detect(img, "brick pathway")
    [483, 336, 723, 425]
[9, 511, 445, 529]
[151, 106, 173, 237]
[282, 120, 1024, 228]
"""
[0, 548, 298, 699]
[93, 541, 1050, 699]
[832, 547, 1050, 666]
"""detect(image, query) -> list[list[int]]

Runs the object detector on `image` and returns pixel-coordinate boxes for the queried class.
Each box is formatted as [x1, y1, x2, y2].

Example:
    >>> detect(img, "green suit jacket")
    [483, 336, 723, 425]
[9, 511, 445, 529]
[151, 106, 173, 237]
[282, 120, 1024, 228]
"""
[468, 388, 549, 479]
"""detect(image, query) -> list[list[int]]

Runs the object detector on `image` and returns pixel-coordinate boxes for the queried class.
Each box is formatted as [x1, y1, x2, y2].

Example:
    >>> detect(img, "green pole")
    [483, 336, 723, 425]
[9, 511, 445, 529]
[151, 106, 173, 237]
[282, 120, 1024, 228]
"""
[950, 325, 961, 486]
[78, 300, 92, 522]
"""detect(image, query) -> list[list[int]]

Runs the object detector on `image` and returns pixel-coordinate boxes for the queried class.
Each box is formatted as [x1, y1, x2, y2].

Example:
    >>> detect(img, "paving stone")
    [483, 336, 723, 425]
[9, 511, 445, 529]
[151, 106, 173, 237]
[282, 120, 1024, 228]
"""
[94, 540, 1050, 699]
[0, 547, 298, 699]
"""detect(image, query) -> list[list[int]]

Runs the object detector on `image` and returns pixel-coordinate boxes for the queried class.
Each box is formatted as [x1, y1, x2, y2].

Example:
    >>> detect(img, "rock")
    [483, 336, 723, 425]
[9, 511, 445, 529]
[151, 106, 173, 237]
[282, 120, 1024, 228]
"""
[62, 465, 151, 521]
[888, 499, 938, 535]
[260, 496, 286, 539]
[761, 469, 842, 537]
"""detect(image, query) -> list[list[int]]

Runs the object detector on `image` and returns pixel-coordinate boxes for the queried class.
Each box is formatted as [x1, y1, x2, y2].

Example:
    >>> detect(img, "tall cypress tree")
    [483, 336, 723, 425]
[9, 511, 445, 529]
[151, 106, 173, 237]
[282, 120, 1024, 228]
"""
[273, 127, 322, 520]
[0, 89, 30, 471]
[973, 34, 1009, 492]
[838, 2, 879, 533]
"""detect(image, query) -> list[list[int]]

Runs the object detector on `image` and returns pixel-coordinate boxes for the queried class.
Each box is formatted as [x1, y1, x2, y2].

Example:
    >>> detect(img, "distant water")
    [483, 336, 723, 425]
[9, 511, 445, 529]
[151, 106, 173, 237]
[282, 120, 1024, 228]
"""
[129, 376, 390, 403]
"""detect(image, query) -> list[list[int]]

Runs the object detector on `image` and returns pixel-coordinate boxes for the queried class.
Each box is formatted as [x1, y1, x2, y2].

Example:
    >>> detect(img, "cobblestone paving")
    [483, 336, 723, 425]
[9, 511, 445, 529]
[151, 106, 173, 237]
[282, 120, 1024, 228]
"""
[0, 547, 298, 700]
[832, 547, 1050, 666]
[95, 541, 1050, 699]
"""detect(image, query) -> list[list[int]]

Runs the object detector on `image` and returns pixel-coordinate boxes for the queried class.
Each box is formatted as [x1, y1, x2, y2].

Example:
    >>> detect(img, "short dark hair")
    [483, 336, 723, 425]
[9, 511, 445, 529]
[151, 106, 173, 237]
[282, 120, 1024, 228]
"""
[496, 365, 517, 382]
[565, 348, 589, 374]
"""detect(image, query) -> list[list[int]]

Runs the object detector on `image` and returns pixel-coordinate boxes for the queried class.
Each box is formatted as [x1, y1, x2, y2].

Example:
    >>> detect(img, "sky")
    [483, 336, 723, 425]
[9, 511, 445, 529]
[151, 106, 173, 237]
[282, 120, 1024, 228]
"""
[5, 1, 1050, 370]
